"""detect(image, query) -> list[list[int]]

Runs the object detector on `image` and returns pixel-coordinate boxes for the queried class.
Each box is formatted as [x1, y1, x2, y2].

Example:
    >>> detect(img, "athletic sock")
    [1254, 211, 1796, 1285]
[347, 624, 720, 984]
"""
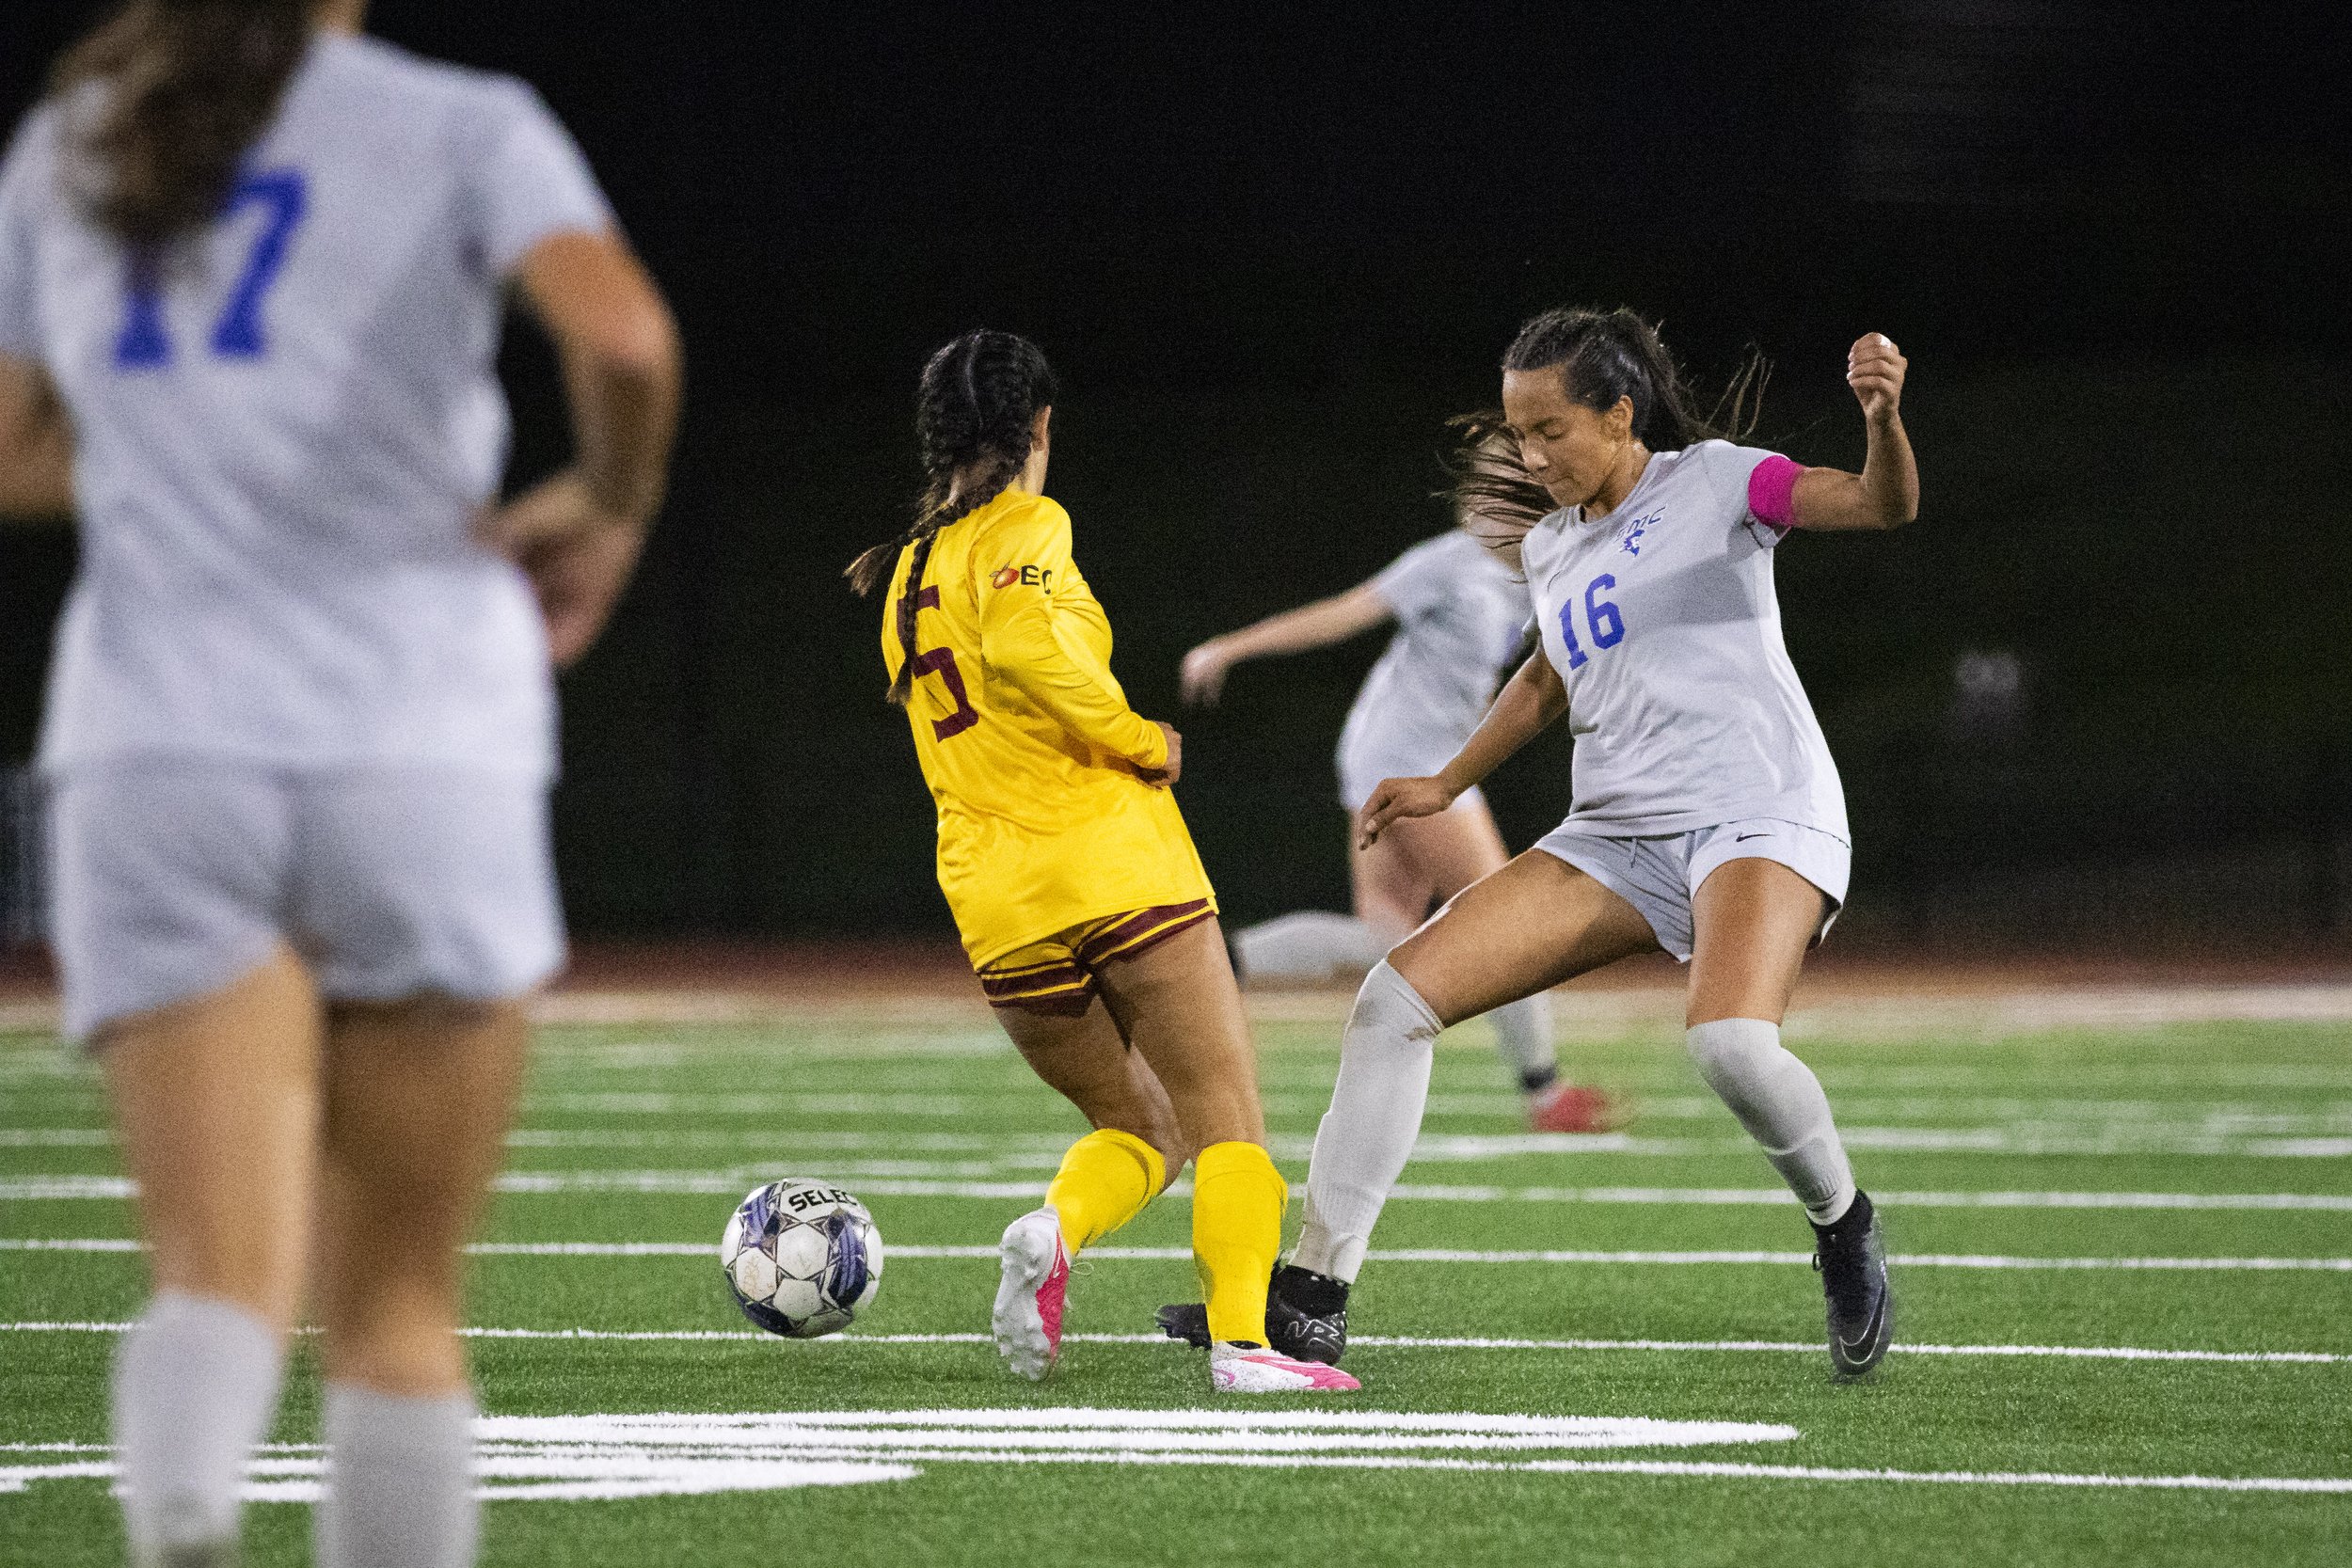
[1192, 1140, 1287, 1345]
[111, 1291, 286, 1564]
[1292, 960, 1441, 1283]
[1685, 1017, 1856, 1226]
[1231, 911, 1391, 986]
[1488, 990, 1559, 1090]
[315, 1383, 478, 1568]
[1044, 1128, 1168, 1254]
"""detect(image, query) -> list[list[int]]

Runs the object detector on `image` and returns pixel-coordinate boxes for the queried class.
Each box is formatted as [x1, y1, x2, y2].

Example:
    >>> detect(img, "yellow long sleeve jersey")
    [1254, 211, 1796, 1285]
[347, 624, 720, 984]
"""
[882, 488, 1214, 966]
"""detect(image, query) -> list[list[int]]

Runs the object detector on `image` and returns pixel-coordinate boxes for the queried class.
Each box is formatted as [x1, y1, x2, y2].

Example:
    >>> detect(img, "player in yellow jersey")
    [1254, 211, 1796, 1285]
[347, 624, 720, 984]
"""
[847, 330, 1357, 1394]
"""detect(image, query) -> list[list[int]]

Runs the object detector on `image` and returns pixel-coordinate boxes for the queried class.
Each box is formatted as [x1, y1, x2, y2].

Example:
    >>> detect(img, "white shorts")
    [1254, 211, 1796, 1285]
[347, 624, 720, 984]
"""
[47, 762, 565, 1041]
[1532, 816, 1850, 962]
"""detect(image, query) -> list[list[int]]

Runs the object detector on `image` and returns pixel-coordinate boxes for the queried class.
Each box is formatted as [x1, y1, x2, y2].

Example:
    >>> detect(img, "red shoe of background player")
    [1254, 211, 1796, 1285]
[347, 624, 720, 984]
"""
[1529, 1083, 1629, 1133]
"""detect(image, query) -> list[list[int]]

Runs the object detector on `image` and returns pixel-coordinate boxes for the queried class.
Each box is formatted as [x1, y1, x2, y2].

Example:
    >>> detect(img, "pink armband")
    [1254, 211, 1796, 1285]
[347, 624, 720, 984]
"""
[1746, 454, 1806, 531]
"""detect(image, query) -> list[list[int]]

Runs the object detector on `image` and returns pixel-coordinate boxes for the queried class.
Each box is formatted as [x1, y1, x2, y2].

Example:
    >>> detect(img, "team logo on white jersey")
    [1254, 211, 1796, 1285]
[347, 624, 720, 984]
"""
[1618, 513, 1660, 556]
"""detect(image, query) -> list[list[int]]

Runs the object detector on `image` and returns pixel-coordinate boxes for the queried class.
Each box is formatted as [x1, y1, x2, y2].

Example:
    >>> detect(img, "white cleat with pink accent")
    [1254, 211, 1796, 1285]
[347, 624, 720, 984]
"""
[992, 1206, 1070, 1383]
[1210, 1340, 1362, 1394]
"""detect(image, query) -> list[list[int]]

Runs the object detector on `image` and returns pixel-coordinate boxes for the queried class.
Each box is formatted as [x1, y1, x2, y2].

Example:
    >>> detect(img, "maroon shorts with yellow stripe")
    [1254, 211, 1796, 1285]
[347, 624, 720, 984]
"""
[977, 900, 1218, 1015]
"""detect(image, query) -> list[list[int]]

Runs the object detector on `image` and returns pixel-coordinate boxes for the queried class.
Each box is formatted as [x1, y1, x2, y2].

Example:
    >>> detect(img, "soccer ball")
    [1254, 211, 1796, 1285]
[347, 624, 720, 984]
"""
[720, 1179, 884, 1338]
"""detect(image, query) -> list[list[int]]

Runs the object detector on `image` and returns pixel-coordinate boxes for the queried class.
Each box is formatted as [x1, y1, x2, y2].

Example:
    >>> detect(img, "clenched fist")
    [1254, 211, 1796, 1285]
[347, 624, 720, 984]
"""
[1846, 333, 1907, 426]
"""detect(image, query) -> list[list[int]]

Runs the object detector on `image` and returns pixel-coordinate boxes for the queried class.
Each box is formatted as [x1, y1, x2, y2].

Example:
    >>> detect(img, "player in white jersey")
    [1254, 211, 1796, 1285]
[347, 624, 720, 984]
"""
[1176, 439, 1624, 1133]
[0, 4, 681, 1564]
[1204, 308, 1916, 1381]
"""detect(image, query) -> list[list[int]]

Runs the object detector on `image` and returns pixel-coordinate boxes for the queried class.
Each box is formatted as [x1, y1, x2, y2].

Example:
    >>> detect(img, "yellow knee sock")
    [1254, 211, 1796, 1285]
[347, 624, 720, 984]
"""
[1192, 1140, 1288, 1346]
[1044, 1129, 1168, 1255]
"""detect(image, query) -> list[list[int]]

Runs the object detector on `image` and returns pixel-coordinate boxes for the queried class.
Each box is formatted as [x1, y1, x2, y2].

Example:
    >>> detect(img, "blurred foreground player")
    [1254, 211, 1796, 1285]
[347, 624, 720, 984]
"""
[1178, 428, 1624, 1133]
[849, 330, 1354, 1394]
[1168, 309, 1914, 1381]
[0, 2, 681, 1563]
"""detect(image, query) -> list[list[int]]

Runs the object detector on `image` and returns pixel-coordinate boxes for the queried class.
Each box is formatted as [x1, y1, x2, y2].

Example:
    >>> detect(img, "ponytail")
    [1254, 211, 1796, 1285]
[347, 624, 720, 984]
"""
[1500, 306, 1767, 451]
[1442, 411, 1556, 538]
[847, 330, 1059, 707]
[53, 0, 312, 250]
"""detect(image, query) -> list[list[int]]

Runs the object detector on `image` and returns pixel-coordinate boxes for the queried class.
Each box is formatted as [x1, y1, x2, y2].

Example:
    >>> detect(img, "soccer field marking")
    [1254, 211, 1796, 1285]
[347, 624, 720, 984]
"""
[7, 1319, 2348, 1365]
[12, 1235, 2352, 1272]
[18, 1136, 2352, 1182]
[875, 1243, 2352, 1273]
[500, 1127, 2352, 1161]
[15, 1170, 2352, 1214]
[0, 1407, 1802, 1504]
[8, 1410, 2352, 1502]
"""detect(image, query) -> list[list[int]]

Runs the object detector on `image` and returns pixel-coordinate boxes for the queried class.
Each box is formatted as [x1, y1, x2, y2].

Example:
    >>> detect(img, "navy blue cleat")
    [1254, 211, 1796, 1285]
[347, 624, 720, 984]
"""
[1813, 1190, 1894, 1380]
[1154, 1264, 1350, 1365]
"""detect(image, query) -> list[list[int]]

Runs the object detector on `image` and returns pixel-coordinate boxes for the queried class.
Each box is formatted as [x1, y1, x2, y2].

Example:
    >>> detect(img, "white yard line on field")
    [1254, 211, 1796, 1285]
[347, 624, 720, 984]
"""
[11, 1235, 2352, 1272]
[3, 1320, 2347, 1369]
[12, 1171, 2352, 1212]
[1512, 1459, 2352, 1493]
[15, 1132, 2352, 1175]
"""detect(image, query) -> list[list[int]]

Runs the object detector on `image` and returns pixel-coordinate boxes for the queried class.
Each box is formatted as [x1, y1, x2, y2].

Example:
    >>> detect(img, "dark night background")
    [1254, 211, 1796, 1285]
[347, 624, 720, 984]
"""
[3, 2, 2348, 953]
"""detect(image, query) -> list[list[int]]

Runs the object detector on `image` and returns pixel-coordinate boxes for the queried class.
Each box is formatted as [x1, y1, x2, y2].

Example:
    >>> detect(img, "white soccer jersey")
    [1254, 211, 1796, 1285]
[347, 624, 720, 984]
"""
[0, 34, 613, 780]
[1520, 440, 1848, 839]
[1335, 528, 1530, 807]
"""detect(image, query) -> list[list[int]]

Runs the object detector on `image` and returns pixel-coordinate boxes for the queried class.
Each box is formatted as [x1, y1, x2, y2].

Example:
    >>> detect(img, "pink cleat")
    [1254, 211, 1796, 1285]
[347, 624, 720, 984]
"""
[993, 1206, 1070, 1381]
[1210, 1341, 1361, 1394]
[1529, 1083, 1629, 1134]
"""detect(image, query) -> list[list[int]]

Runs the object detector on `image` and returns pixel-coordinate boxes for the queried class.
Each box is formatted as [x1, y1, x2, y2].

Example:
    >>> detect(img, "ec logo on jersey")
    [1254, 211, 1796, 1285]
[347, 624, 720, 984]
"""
[991, 565, 1054, 590]
[1618, 514, 1660, 557]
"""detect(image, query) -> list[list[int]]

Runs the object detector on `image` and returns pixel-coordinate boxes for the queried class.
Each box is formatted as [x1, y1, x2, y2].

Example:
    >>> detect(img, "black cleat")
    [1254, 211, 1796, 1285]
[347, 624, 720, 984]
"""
[1153, 1264, 1351, 1365]
[1154, 1301, 1213, 1347]
[1813, 1190, 1894, 1380]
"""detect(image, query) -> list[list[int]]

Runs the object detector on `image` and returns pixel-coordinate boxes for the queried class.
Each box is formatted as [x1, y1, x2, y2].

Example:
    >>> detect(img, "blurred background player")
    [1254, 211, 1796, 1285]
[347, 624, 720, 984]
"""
[1177, 430, 1625, 1132]
[848, 329, 1356, 1395]
[1166, 309, 1914, 1381]
[0, 2, 681, 1564]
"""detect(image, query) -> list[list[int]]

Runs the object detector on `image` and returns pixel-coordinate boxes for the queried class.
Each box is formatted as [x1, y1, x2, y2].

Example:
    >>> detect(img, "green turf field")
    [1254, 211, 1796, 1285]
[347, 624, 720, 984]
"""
[5, 995, 2350, 1565]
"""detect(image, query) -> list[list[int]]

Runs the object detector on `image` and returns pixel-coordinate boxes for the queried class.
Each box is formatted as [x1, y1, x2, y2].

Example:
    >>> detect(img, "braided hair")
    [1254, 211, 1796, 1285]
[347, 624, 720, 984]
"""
[1500, 306, 1767, 451]
[54, 0, 313, 249]
[847, 330, 1059, 706]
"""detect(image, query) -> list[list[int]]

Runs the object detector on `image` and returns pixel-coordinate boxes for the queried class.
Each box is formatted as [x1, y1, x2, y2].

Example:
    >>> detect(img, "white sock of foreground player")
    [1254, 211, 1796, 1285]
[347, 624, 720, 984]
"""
[1488, 990, 1559, 1090]
[1686, 1018, 1856, 1225]
[1232, 911, 1391, 985]
[316, 1384, 478, 1568]
[1292, 960, 1441, 1281]
[112, 1291, 286, 1563]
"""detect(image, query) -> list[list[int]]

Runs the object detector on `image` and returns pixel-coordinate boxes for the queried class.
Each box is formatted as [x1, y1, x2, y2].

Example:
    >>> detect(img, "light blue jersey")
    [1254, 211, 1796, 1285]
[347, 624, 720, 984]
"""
[0, 33, 612, 780]
[1335, 529, 1530, 810]
[1520, 440, 1848, 839]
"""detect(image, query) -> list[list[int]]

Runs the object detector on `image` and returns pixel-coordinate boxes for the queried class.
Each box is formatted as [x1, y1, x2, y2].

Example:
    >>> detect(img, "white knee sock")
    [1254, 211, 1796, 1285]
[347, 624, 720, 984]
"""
[1488, 990, 1559, 1091]
[1686, 1018, 1856, 1225]
[1232, 911, 1391, 986]
[111, 1291, 286, 1563]
[316, 1384, 479, 1568]
[1293, 960, 1441, 1282]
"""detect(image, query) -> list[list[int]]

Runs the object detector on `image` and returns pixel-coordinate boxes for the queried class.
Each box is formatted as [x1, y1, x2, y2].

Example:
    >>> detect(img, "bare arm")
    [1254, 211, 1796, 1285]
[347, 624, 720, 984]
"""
[1788, 333, 1917, 532]
[1179, 581, 1392, 705]
[1357, 651, 1566, 847]
[0, 352, 72, 521]
[481, 230, 684, 668]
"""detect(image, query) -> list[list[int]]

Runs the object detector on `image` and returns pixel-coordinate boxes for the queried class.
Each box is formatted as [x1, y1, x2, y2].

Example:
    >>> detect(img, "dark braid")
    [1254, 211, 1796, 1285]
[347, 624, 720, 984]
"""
[53, 0, 313, 250]
[1501, 306, 1767, 451]
[847, 330, 1059, 706]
